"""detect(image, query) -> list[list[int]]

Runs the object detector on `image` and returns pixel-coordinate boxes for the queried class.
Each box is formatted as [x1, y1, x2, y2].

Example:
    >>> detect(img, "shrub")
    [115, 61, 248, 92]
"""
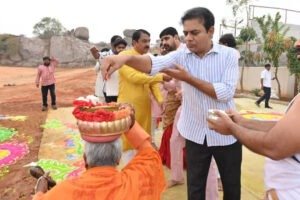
[250, 88, 261, 97]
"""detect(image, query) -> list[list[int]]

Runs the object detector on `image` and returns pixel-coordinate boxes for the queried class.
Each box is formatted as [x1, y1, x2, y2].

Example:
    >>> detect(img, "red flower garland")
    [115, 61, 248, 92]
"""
[72, 101, 130, 122]
[72, 107, 115, 122]
[73, 100, 93, 107]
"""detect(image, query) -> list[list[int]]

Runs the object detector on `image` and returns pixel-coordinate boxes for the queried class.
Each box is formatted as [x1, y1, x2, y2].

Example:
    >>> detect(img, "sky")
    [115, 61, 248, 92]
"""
[0, 0, 299, 44]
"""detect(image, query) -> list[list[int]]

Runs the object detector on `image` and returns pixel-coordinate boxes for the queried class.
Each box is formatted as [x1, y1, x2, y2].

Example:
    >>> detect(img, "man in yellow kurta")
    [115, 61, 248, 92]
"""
[32, 121, 166, 200]
[118, 29, 169, 150]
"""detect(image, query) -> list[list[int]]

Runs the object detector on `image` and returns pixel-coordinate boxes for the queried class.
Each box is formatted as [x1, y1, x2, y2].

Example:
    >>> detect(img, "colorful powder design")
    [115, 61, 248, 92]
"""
[41, 119, 66, 129]
[25, 136, 33, 144]
[63, 126, 83, 161]
[0, 166, 10, 179]
[64, 128, 80, 135]
[64, 123, 79, 130]
[242, 112, 283, 121]
[0, 142, 29, 167]
[17, 133, 34, 144]
[0, 115, 7, 120]
[0, 115, 27, 121]
[37, 159, 75, 182]
[0, 127, 17, 142]
[64, 133, 84, 161]
[67, 160, 85, 179]
[9, 116, 27, 121]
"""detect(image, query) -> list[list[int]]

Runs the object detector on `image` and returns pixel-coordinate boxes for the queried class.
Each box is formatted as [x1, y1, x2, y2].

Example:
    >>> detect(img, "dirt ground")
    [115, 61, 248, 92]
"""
[0, 66, 289, 200]
[0, 66, 95, 200]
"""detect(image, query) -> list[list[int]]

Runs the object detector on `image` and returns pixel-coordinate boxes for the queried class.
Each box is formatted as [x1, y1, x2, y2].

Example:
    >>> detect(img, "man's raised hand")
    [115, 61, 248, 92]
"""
[101, 55, 127, 80]
[160, 64, 190, 82]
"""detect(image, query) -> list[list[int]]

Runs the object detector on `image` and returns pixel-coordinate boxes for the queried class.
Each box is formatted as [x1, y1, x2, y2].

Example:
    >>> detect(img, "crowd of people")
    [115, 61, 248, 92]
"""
[33, 6, 300, 200]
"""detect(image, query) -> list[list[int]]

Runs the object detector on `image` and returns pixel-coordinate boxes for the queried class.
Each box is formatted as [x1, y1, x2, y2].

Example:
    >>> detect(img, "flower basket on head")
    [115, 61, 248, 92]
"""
[72, 97, 132, 143]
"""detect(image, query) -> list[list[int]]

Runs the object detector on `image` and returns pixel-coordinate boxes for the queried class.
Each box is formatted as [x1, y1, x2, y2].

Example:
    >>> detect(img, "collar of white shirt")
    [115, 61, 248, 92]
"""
[183, 42, 221, 56]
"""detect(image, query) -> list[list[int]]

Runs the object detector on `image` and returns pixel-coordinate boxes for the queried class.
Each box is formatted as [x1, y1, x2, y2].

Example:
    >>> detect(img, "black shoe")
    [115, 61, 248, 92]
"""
[42, 106, 48, 111]
[255, 102, 260, 107]
[265, 106, 273, 109]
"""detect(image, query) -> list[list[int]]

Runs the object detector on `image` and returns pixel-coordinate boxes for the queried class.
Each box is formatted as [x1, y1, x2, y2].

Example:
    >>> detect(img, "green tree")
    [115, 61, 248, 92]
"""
[238, 26, 256, 91]
[287, 37, 300, 96]
[225, 0, 254, 92]
[33, 17, 66, 39]
[224, 0, 252, 36]
[256, 12, 291, 98]
[239, 27, 256, 42]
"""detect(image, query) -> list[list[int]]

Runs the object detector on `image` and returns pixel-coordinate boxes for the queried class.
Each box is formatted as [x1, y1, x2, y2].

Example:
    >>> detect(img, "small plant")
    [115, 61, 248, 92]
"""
[286, 37, 300, 96]
[250, 88, 261, 97]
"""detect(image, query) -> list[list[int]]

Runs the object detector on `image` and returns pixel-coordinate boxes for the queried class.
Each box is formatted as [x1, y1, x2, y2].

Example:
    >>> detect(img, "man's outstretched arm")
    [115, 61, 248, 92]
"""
[208, 98, 300, 160]
[101, 50, 180, 80]
[101, 54, 152, 80]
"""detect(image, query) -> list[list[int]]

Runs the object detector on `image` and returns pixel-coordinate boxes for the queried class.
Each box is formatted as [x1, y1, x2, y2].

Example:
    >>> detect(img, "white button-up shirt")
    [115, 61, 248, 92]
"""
[261, 69, 272, 88]
[99, 50, 119, 96]
[150, 43, 239, 146]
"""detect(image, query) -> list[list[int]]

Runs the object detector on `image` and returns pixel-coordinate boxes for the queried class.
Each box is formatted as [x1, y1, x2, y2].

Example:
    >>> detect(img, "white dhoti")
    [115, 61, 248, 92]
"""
[265, 155, 300, 200]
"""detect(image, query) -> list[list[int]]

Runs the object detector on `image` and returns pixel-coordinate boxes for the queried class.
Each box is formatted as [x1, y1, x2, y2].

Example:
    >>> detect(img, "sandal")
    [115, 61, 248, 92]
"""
[29, 166, 56, 188]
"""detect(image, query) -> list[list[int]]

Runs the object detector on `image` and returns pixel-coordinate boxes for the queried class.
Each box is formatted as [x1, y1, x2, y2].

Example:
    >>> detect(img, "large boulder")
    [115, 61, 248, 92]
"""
[0, 35, 96, 67]
[50, 36, 95, 67]
[9, 54, 22, 62]
[0, 31, 106, 67]
[123, 29, 136, 47]
[0, 34, 23, 62]
[123, 29, 135, 38]
[124, 37, 132, 47]
[74, 27, 89, 41]
[19, 37, 49, 62]
[0, 35, 49, 66]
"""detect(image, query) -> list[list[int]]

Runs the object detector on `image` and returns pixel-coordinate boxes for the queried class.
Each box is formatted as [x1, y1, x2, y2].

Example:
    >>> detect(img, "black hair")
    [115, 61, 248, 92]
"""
[132, 29, 150, 42]
[43, 56, 50, 61]
[265, 63, 271, 68]
[219, 33, 236, 48]
[110, 35, 122, 44]
[100, 48, 110, 52]
[181, 7, 215, 32]
[113, 38, 127, 47]
[159, 27, 178, 38]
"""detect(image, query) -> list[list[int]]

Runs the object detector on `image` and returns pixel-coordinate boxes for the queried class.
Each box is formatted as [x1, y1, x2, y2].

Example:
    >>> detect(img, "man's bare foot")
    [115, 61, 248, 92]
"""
[167, 180, 184, 188]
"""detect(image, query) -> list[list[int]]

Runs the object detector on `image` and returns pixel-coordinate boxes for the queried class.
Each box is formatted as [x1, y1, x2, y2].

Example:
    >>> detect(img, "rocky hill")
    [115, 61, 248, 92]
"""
[0, 27, 113, 67]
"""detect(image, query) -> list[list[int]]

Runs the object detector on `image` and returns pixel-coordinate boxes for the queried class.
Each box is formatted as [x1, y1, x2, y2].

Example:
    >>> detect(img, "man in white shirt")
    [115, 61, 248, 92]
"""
[93, 35, 122, 99]
[103, 38, 127, 102]
[92, 35, 127, 102]
[208, 39, 300, 200]
[101, 7, 241, 200]
[255, 63, 274, 109]
[219, 33, 240, 59]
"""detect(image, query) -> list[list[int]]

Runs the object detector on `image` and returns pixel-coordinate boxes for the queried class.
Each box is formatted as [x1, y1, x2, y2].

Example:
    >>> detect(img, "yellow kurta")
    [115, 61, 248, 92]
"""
[118, 49, 163, 150]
